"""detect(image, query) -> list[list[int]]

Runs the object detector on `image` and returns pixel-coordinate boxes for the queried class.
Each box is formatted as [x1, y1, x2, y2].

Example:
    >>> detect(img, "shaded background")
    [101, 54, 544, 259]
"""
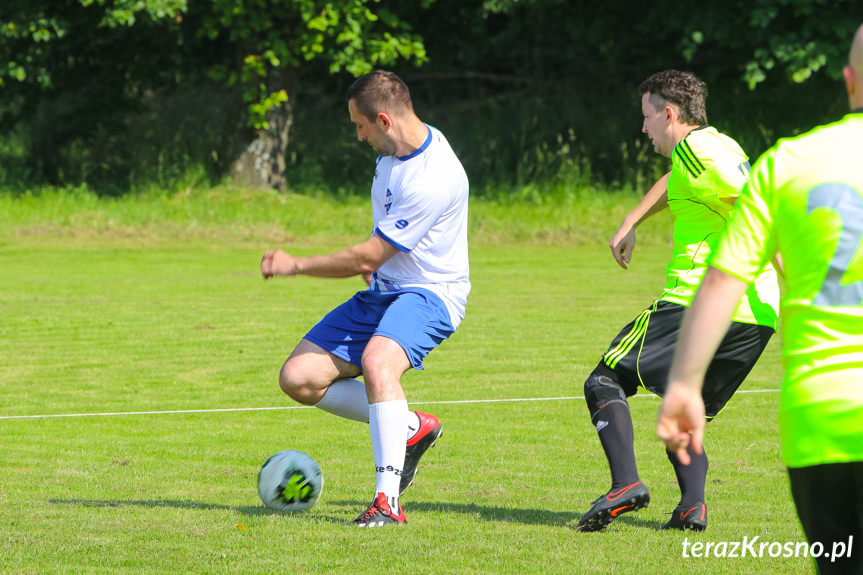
[0, 0, 859, 195]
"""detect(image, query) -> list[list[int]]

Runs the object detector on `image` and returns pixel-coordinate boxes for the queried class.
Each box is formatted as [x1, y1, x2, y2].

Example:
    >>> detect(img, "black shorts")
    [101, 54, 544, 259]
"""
[600, 300, 774, 418]
[788, 462, 863, 575]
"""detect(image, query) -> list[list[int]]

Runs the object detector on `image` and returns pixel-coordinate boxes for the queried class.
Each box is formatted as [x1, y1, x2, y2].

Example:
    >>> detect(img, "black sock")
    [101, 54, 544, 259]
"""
[594, 401, 640, 489]
[667, 445, 708, 507]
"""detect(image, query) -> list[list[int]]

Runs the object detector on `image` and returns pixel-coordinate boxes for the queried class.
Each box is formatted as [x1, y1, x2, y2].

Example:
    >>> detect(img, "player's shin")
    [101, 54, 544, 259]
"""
[314, 378, 370, 422]
[369, 399, 409, 508]
[585, 367, 641, 488]
[667, 444, 708, 507]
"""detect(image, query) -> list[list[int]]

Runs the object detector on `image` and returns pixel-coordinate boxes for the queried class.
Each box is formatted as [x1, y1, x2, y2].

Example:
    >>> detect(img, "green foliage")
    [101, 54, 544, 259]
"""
[198, 0, 429, 129]
[80, 0, 188, 27]
[0, 0, 430, 187]
[675, 0, 859, 89]
[0, 0, 857, 193]
[0, 0, 191, 188]
[0, 11, 61, 88]
[0, 1, 183, 89]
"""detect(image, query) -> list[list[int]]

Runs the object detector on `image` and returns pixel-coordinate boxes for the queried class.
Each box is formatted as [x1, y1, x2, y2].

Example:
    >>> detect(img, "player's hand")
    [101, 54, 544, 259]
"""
[610, 227, 636, 269]
[260, 250, 297, 279]
[361, 271, 373, 286]
[656, 382, 705, 465]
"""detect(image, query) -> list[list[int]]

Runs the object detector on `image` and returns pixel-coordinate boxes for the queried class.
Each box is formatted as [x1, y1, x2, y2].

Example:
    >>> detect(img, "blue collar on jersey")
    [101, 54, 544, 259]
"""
[397, 124, 433, 161]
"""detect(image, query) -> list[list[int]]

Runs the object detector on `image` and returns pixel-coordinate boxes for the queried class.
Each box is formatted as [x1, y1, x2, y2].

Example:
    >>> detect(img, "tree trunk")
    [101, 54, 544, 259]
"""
[30, 99, 60, 185]
[229, 68, 298, 192]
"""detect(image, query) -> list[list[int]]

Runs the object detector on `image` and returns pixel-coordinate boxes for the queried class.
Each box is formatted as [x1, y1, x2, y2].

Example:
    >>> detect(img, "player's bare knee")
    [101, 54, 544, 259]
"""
[278, 360, 318, 405]
[360, 353, 391, 384]
[584, 364, 628, 421]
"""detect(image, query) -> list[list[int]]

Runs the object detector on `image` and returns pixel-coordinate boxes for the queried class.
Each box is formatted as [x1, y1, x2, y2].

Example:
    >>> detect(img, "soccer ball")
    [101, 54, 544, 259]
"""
[257, 450, 323, 512]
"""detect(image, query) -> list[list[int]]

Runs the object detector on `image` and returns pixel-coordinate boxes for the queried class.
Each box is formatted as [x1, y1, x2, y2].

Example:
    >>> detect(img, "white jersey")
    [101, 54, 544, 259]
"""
[370, 124, 470, 327]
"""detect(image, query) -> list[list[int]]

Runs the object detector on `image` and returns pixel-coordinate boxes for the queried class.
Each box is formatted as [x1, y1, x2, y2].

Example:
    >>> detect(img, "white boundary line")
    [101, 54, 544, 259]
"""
[0, 389, 778, 421]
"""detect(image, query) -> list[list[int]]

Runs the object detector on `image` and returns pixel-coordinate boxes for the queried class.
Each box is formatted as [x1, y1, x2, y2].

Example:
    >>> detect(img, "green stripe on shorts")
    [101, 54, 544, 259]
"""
[603, 308, 651, 369]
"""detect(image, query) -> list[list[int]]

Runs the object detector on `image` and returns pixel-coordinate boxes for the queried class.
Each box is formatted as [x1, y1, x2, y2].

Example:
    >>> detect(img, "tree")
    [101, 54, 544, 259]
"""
[387, 0, 859, 189]
[0, 0, 430, 190]
[0, 0, 187, 185]
[196, 0, 430, 191]
[674, 0, 860, 89]
[0, 0, 857, 191]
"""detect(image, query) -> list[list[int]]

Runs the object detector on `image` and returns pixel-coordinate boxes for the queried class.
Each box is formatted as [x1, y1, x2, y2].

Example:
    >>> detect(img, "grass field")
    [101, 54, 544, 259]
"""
[0, 190, 814, 574]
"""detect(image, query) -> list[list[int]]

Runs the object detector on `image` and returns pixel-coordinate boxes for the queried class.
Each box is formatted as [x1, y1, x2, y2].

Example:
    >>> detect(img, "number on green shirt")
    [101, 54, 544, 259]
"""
[806, 183, 863, 306]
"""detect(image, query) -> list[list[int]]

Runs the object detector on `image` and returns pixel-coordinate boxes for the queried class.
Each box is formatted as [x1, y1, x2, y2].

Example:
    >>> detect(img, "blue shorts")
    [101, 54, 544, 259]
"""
[304, 288, 455, 370]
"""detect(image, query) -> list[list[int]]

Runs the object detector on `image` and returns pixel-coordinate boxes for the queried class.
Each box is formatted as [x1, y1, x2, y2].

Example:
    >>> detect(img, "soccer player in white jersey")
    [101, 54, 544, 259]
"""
[260, 70, 470, 527]
[658, 25, 863, 574]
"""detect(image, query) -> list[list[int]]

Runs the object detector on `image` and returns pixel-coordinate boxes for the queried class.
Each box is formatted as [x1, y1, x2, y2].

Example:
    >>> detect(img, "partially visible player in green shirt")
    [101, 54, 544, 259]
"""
[576, 70, 780, 532]
[659, 24, 863, 575]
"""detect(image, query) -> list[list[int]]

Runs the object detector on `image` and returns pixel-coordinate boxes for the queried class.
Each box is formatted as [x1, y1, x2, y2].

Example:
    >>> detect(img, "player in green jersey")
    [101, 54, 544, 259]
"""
[658, 24, 863, 575]
[576, 70, 780, 533]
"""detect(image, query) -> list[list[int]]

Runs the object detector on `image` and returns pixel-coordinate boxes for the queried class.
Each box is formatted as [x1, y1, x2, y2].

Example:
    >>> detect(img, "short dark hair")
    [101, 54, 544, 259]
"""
[639, 70, 708, 126]
[347, 70, 414, 121]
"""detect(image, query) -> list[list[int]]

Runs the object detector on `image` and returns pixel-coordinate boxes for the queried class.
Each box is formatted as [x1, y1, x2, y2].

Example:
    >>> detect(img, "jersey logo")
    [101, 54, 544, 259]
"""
[395, 219, 409, 229]
[385, 189, 393, 214]
[675, 139, 705, 179]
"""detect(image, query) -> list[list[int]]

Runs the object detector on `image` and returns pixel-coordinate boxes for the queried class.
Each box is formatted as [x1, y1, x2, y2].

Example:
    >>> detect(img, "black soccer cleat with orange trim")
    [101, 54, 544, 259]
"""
[400, 411, 442, 494]
[353, 492, 407, 528]
[661, 501, 707, 531]
[575, 481, 651, 532]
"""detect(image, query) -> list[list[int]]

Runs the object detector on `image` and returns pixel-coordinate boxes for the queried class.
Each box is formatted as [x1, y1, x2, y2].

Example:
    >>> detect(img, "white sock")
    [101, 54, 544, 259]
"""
[406, 411, 420, 440]
[369, 400, 408, 504]
[313, 378, 369, 422]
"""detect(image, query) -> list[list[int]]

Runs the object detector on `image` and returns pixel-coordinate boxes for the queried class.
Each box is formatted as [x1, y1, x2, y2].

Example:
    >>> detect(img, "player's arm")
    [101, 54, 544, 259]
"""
[261, 234, 400, 279]
[657, 266, 748, 463]
[610, 172, 670, 269]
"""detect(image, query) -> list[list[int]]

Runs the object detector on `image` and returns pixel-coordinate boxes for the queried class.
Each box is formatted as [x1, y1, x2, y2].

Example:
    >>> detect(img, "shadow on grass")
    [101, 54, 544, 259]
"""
[49, 498, 663, 530]
[47, 498, 349, 524]
[329, 499, 661, 531]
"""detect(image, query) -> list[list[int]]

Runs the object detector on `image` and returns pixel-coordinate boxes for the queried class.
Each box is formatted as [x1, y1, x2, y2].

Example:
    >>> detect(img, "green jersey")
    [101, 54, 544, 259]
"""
[711, 111, 863, 468]
[663, 126, 779, 328]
